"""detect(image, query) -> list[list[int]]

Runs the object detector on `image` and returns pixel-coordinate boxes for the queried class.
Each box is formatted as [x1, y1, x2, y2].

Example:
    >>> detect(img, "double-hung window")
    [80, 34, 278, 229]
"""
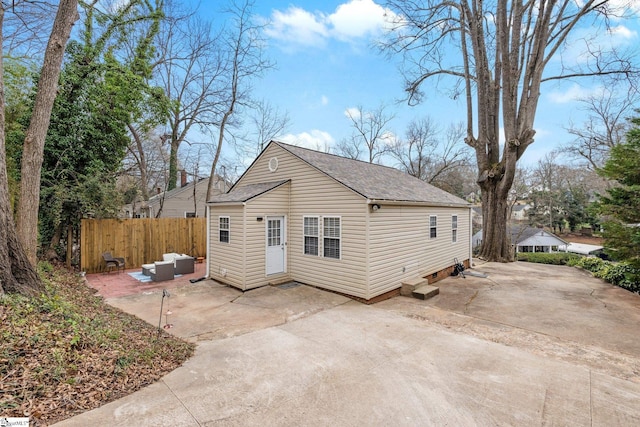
[219, 216, 230, 243]
[429, 215, 437, 239]
[452, 215, 458, 243]
[323, 217, 341, 259]
[303, 216, 319, 256]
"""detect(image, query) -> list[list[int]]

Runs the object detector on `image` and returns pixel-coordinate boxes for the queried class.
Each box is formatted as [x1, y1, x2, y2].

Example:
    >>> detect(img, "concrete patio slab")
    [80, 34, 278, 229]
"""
[55, 261, 640, 426]
[105, 280, 351, 342]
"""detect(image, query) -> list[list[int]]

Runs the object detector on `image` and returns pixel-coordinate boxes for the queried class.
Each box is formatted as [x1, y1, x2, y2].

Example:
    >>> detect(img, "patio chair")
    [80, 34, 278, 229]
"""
[162, 252, 195, 275]
[103, 252, 125, 273]
[174, 255, 195, 275]
[149, 261, 175, 282]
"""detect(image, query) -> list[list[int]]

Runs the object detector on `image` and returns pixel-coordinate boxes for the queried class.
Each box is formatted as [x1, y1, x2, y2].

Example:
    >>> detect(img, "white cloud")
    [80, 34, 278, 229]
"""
[328, 0, 392, 41]
[280, 130, 335, 152]
[607, 0, 640, 15]
[608, 24, 637, 40]
[344, 107, 361, 119]
[266, 0, 397, 50]
[321, 95, 329, 106]
[547, 84, 606, 104]
[265, 6, 328, 49]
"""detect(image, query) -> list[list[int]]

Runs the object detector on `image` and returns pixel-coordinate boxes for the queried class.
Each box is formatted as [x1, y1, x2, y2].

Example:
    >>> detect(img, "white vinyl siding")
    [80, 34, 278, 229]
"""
[210, 143, 471, 301]
[235, 144, 368, 298]
[429, 215, 437, 238]
[208, 207, 244, 288]
[126, 177, 221, 218]
[303, 216, 319, 256]
[219, 216, 230, 243]
[244, 184, 290, 288]
[452, 215, 458, 243]
[368, 205, 470, 299]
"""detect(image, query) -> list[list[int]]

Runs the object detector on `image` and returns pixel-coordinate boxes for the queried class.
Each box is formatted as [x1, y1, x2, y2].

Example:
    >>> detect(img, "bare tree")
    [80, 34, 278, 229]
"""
[207, 0, 272, 200]
[508, 166, 532, 215]
[243, 99, 291, 156]
[122, 127, 171, 202]
[335, 137, 363, 160]
[2, 0, 58, 58]
[154, 2, 228, 191]
[564, 89, 638, 170]
[337, 104, 395, 164]
[392, 118, 471, 189]
[1, 1, 78, 294]
[383, 0, 639, 261]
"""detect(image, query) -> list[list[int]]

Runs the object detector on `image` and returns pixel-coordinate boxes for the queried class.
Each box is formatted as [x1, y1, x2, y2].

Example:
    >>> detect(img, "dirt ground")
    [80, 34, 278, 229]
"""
[558, 232, 604, 245]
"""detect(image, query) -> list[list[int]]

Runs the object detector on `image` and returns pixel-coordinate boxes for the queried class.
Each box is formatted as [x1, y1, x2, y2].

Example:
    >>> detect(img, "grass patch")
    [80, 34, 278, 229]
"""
[0, 263, 195, 424]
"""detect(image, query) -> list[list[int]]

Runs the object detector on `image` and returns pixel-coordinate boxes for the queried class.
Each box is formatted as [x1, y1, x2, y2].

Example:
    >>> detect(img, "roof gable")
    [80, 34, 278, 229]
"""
[510, 225, 568, 245]
[208, 180, 289, 204]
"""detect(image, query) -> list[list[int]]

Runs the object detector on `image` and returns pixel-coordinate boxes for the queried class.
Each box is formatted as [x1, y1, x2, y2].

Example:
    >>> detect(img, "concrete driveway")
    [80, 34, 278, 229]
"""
[55, 262, 640, 426]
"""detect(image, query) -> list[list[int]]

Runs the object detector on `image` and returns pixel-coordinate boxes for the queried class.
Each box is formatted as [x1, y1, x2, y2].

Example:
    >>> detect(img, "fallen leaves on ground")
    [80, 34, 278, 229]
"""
[0, 264, 195, 425]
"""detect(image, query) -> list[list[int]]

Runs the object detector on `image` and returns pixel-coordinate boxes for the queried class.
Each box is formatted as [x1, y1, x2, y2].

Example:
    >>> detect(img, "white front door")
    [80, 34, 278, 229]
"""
[266, 216, 285, 275]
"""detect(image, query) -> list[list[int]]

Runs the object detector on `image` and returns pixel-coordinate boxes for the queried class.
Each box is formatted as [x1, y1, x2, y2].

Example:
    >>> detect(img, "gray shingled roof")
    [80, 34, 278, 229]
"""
[208, 180, 289, 204]
[275, 142, 469, 206]
[509, 225, 567, 245]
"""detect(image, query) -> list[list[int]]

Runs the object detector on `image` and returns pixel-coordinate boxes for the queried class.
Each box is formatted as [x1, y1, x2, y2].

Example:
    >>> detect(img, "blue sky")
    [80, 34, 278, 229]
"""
[194, 0, 640, 170]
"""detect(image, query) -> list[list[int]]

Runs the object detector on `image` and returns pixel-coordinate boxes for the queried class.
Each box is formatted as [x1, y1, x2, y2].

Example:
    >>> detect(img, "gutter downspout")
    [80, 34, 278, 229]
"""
[469, 206, 473, 267]
[205, 204, 210, 278]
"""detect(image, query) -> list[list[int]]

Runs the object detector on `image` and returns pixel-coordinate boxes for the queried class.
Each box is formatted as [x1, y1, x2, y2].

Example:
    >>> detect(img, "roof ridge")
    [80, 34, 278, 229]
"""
[273, 140, 403, 173]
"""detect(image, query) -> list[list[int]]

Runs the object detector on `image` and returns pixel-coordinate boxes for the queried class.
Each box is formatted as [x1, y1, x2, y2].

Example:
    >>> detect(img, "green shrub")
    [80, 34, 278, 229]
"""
[519, 254, 640, 293]
[570, 256, 606, 272]
[567, 257, 640, 293]
[516, 252, 581, 265]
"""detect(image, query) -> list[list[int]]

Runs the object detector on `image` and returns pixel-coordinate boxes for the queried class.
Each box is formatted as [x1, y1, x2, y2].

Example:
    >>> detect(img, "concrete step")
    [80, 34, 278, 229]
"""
[401, 277, 430, 296]
[412, 285, 440, 300]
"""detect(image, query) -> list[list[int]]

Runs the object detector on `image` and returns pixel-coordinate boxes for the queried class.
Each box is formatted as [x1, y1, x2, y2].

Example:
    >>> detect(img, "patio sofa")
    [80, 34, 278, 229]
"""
[149, 261, 175, 282]
[163, 253, 195, 275]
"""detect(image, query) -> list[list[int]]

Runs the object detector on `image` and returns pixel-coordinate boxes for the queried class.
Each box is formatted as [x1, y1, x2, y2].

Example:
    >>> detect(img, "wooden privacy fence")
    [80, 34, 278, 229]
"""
[81, 218, 207, 274]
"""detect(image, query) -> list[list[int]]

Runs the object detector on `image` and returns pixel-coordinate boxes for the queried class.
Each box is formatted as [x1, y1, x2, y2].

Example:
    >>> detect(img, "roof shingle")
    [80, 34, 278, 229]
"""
[274, 142, 469, 206]
[208, 180, 289, 204]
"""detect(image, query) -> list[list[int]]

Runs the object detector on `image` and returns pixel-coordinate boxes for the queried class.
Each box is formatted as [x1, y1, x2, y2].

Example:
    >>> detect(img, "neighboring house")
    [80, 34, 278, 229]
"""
[207, 141, 472, 303]
[122, 173, 227, 218]
[471, 206, 483, 234]
[473, 225, 567, 253]
[510, 203, 531, 221]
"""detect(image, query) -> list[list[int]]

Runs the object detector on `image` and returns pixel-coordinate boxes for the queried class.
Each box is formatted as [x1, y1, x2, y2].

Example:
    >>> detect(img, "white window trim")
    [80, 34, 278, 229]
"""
[452, 215, 458, 243]
[302, 215, 320, 256]
[219, 216, 230, 243]
[429, 215, 437, 239]
[322, 216, 342, 260]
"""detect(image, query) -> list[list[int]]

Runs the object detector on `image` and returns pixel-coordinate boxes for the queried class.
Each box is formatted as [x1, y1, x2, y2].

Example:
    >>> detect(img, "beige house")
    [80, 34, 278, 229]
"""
[207, 141, 472, 302]
[122, 174, 226, 218]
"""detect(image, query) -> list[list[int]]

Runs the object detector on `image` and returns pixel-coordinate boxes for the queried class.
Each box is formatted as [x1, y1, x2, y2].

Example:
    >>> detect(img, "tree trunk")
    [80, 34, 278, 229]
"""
[478, 184, 513, 261]
[168, 132, 179, 191]
[16, 0, 79, 265]
[127, 123, 149, 200]
[45, 222, 63, 261]
[0, 7, 44, 296]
